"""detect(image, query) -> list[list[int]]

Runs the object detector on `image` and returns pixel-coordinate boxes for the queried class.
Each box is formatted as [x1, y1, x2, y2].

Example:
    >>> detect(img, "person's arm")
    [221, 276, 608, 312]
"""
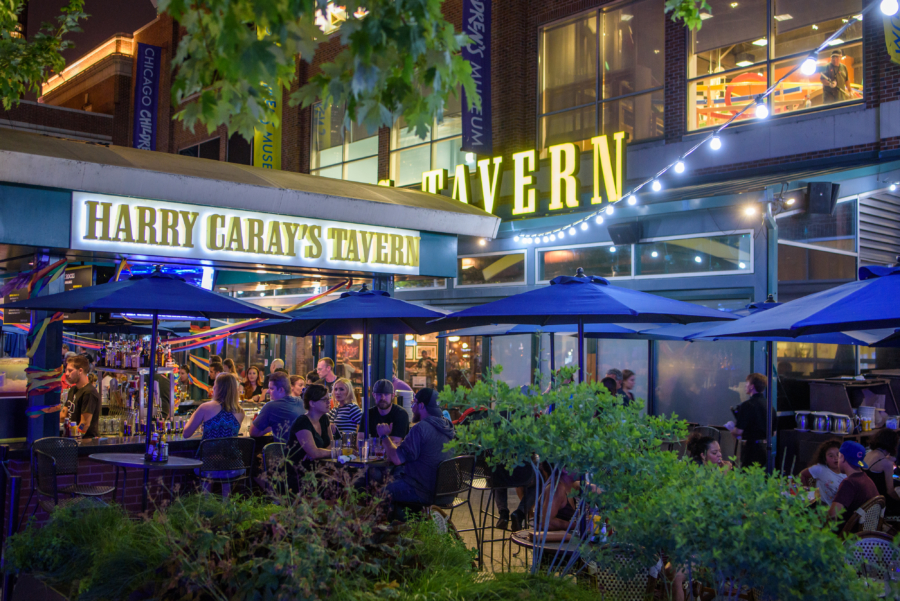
[294, 428, 332, 460]
[378, 422, 416, 466]
[799, 467, 815, 488]
[78, 392, 101, 435]
[250, 406, 272, 437]
[182, 405, 206, 438]
[78, 411, 93, 435]
[827, 501, 844, 521]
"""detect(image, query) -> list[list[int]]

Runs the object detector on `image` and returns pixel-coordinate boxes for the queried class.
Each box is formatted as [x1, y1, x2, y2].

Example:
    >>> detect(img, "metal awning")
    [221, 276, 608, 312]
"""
[0, 129, 500, 238]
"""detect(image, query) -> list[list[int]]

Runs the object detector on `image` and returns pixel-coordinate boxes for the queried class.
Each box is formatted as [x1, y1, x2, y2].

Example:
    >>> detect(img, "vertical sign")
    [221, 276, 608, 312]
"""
[253, 28, 283, 170]
[885, 13, 900, 66]
[461, 0, 492, 155]
[62, 266, 93, 323]
[2, 288, 30, 325]
[132, 43, 162, 151]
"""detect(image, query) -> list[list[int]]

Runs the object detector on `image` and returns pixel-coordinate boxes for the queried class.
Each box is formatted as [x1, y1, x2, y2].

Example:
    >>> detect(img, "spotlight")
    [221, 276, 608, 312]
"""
[785, 198, 796, 206]
[479, 238, 486, 246]
[652, 180, 662, 192]
[606, 205, 615, 215]
[755, 101, 769, 119]
[568, 227, 576, 236]
[514, 235, 520, 242]
[744, 205, 758, 216]
[627, 195, 637, 205]
[581, 222, 589, 230]
[882, 0, 899, 16]
[674, 161, 685, 174]
[595, 216, 604, 225]
[710, 136, 722, 150]
[801, 58, 817, 76]
[651, 251, 659, 258]
[891, 183, 898, 192]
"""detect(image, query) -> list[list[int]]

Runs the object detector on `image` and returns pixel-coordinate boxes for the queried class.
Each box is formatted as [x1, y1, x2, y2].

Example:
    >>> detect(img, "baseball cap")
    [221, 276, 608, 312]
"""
[415, 388, 443, 417]
[372, 379, 394, 395]
[839, 441, 868, 469]
[831, 49, 842, 57]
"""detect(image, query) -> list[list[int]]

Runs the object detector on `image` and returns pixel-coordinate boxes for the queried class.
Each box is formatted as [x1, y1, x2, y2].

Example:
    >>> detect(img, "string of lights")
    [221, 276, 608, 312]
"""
[501, 0, 899, 247]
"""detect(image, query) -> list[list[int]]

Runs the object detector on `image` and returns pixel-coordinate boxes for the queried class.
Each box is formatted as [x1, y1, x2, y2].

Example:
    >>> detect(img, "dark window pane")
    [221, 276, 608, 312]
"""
[541, 14, 597, 114]
[778, 200, 857, 252]
[601, 0, 664, 99]
[199, 138, 220, 161]
[777, 244, 856, 281]
[601, 89, 664, 142]
[457, 253, 526, 286]
[538, 245, 631, 281]
[178, 145, 199, 157]
[635, 234, 751, 276]
[227, 134, 252, 165]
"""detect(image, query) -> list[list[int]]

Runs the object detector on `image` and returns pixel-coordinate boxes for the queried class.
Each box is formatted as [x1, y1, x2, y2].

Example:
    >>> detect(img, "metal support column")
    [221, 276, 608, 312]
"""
[27, 252, 65, 444]
[370, 275, 393, 385]
[764, 203, 779, 474]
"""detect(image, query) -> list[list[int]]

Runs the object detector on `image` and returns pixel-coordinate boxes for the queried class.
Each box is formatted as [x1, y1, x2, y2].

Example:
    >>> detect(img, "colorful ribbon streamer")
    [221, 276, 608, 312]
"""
[188, 372, 211, 394]
[25, 365, 64, 397]
[114, 258, 132, 282]
[26, 312, 65, 358]
[25, 404, 62, 417]
[62, 336, 102, 350]
[189, 354, 210, 372]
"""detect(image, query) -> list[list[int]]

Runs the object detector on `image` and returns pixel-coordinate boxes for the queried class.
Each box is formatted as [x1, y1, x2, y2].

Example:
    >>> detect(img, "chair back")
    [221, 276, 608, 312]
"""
[33, 449, 59, 504]
[692, 426, 721, 443]
[262, 442, 286, 473]
[433, 455, 475, 506]
[197, 437, 256, 476]
[584, 548, 652, 599]
[842, 495, 886, 535]
[32, 437, 79, 478]
[848, 531, 900, 579]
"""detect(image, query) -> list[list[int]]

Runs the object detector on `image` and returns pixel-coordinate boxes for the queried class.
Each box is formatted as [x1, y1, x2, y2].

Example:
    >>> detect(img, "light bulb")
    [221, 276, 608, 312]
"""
[627, 195, 637, 205]
[744, 205, 758, 216]
[609, 246, 617, 253]
[739, 262, 747, 269]
[550, 234, 557, 241]
[595, 216, 604, 225]
[514, 235, 520, 242]
[542, 236, 549, 243]
[882, 0, 899, 16]
[606, 205, 614, 215]
[568, 227, 576, 236]
[652, 180, 662, 192]
[581, 222, 589, 230]
[558, 231, 565, 239]
[479, 238, 486, 246]
[785, 198, 796, 206]
[525, 237, 532, 244]
[694, 256, 702, 263]
[710, 136, 722, 150]
[755, 102, 769, 119]
[651, 251, 659, 258]
[891, 184, 898, 192]
[674, 161, 685, 174]
[801, 58, 817, 76]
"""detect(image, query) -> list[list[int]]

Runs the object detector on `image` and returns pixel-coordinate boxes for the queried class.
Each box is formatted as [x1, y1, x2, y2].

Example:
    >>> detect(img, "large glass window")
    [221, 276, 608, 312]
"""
[492, 334, 534, 388]
[635, 233, 752, 277]
[394, 275, 448, 291]
[688, 0, 862, 131]
[311, 102, 379, 184]
[457, 252, 526, 287]
[777, 199, 857, 252]
[538, 243, 632, 282]
[539, 0, 664, 156]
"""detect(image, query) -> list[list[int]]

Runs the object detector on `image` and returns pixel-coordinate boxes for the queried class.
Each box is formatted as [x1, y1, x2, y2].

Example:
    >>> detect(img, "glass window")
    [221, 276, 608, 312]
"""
[492, 334, 534, 388]
[538, 0, 664, 155]
[777, 199, 857, 251]
[394, 275, 448, 291]
[777, 342, 858, 377]
[179, 138, 220, 160]
[403, 333, 439, 390]
[596, 338, 649, 409]
[311, 102, 379, 184]
[446, 336, 483, 388]
[285, 336, 314, 379]
[457, 252, 526, 286]
[777, 243, 857, 281]
[688, 0, 862, 131]
[538, 244, 631, 281]
[635, 233, 752, 277]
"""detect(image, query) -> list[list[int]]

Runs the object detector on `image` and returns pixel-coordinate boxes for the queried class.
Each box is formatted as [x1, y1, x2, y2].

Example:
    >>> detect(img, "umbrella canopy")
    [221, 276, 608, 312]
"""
[64, 323, 178, 336]
[694, 265, 900, 340]
[437, 323, 658, 338]
[244, 287, 447, 336]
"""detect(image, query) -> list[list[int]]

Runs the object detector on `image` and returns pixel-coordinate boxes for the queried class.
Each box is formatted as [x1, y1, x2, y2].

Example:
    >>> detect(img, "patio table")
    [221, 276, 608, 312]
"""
[89, 452, 202, 513]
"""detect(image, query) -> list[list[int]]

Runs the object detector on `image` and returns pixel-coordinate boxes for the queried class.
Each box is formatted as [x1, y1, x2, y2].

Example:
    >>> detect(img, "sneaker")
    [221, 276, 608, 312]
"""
[495, 509, 510, 530]
[510, 509, 525, 533]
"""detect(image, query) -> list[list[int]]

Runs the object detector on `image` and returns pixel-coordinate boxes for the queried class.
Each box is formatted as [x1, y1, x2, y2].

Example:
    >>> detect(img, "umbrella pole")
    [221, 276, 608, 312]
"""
[577, 319, 584, 383]
[765, 340, 774, 475]
[143, 311, 159, 513]
[549, 333, 555, 386]
[362, 321, 369, 439]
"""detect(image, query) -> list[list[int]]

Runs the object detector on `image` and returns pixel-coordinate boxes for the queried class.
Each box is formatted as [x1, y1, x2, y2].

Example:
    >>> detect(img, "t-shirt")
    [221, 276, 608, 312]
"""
[321, 376, 338, 393]
[329, 403, 362, 436]
[809, 463, 847, 507]
[100, 375, 112, 403]
[288, 414, 332, 462]
[367, 404, 410, 438]
[734, 393, 775, 442]
[68, 383, 101, 438]
[833, 471, 879, 530]
[253, 395, 306, 443]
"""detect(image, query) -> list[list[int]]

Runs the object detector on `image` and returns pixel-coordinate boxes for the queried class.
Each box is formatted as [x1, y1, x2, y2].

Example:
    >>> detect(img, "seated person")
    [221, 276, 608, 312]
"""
[378, 388, 455, 505]
[366, 379, 410, 441]
[537, 462, 577, 532]
[686, 433, 732, 470]
[328, 377, 363, 437]
[289, 375, 306, 398]
[799, 439, 846, 507]
[863, 429, 900, 517]
[600, 376, 618, 397]
[287, 384, 333, 464]
[828, 441, 879, 532]
[250, 371, 305, 443]
[183, 373, 246, 491]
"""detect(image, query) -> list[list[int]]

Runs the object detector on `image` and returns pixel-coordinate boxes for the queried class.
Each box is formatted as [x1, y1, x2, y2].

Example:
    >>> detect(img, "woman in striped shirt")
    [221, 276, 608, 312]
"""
[328, 377, 362, 436]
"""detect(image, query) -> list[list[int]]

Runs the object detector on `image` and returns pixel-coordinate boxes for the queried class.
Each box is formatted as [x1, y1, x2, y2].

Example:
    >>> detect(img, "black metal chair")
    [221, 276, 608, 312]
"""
[27, 437, 113, 517]
[692, 426, 721, 442]
[195, 437, 256, 496]
[34, 450, 106, 515]
[430, 455, 478, 551]
[470, 457, 534, 571]
[261, 442, 288, 496]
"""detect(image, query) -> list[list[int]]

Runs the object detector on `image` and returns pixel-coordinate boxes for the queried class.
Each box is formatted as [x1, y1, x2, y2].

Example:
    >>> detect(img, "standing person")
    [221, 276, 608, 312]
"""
[621, 370, 636, 405]
[828, 441, 879, 532]
[724, 373, 775, 469]
[316, 357, 338, 392]
[820, 49, 850, 104]
[378, 388, 455, 506]
[862, 429, 900, 516]
[63, 354, 101, 438]
[799, 439, 846, 507]
[250, 371, 305, 442]
[366, 379, 409, 440]
[605, 368, 623, 392]
[328, 377, 363, 437]
[243, 365, 264, 401]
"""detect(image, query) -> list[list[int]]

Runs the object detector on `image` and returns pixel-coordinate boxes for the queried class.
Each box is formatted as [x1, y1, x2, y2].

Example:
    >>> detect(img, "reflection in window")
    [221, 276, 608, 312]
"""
[310, 102, 379, 184]
[446, 336, 482, 389]
[595, 338, 649, 408]
[777, 342, 857, 377]
[538, 244, 631, 281]
[179, 137, 220, 160]
[777, 200, 857, 251]
[688, 0, 862, 131]
[538, 0, 664, 155]
[394, 275, 448, 291]
[492, 334, 533, 387]
[458, 253, 526, 286]
[635, 234, 751, 276]
[777, 243, 857, 281]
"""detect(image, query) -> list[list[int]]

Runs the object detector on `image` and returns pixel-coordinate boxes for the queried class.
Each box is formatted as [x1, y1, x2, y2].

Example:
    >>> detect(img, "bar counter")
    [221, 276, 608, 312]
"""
[5, 434, 202, 461]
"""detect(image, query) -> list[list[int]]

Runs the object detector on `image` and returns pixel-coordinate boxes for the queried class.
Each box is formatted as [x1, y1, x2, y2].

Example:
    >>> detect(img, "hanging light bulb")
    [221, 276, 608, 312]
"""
[674, 161, 685, 174]
[627, 195, 637, 205]
[891, 183, 898, 192]
[581, 222, 589, 230]
[710, 136, 722, 150]
[550, 234, 557, 241]
[568, 227, 576, 236]
[755, 100, 769, 119]
[882, 0, 899, 16]
[514, 235, 520, 242]
[558, 231, 565, 239]
[478, 238, 487, 246]
[605, 205, 614, 215]
[652, 180, 662, 192]
[542, 236, 550, 243]
[595, 215, 604, 225]
[801, 58, 817, 76]
[526, 237, 533, 244]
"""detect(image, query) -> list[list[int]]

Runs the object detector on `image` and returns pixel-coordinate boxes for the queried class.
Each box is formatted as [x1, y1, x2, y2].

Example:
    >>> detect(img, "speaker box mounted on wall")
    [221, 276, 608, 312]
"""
[607, 221, 642, 246]
[807, 182, 840, 215]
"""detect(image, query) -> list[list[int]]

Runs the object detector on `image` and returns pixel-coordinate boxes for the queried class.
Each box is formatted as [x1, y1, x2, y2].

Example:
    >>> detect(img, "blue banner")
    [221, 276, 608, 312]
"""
[461, 0, 492, 155]
[132, 43, 161, 151]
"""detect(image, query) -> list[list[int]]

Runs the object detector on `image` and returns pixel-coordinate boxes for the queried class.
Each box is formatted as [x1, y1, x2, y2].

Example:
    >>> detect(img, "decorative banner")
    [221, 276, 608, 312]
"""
[114, 258, 132, 282]
[26, 312, 65, 358]
[189, 354, 210, 372]
[253, 27, 282, 170]
[188, 372, 211, 395]
[25, 365, 64, 398]
[26, 405, 62, 417]
[132, 43, 162, 151]
[461, 0, 492, 154]
[886, 13, 900, 66]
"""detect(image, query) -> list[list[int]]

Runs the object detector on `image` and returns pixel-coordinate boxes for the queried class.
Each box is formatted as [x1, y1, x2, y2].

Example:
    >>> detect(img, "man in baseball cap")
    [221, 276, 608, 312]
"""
[827, 441, 878, 531]
[366, 379, 409, 440]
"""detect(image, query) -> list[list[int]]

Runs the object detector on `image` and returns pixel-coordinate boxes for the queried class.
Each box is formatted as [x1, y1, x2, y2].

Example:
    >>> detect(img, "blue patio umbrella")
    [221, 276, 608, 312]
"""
[244, 285, 447, 435]
[0, 270, 289, 511]
[430, 269, 736, 382]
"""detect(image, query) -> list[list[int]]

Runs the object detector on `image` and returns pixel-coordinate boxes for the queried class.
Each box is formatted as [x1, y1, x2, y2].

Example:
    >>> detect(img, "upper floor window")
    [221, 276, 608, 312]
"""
[390, 92, 470, 188]
[538, 0, 664, 157]
[179, 137, 220, 160]
[688, 0, 863, 131]
[311, 102, 379, 184]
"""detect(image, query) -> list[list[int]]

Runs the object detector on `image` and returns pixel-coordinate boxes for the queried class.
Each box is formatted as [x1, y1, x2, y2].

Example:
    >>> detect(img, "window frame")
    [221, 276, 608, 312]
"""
[455, 250, 529, 289]
[178, 136, 221, 160]
[633, 229, 755, 279]
[393, 275, 449, 292]
[536, 0, 666, 154]
[535, 240, 634, 284]
[310, 102, 380, 184]
[389, 115, 467, 189]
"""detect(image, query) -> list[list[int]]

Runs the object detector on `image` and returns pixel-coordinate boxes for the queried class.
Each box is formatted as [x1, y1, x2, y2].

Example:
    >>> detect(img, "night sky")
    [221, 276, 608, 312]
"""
[27, 0, 158, 64]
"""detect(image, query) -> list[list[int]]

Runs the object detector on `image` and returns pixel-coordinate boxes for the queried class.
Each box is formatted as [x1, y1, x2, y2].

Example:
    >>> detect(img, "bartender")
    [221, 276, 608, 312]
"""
[62, 354, 101, 438]
[725, 373, 775, 468]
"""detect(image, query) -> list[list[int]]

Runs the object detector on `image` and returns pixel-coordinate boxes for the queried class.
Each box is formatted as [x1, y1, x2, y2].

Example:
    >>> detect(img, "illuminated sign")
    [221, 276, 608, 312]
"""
[71, 193, 421, 275]
[416, 132, 627, 217]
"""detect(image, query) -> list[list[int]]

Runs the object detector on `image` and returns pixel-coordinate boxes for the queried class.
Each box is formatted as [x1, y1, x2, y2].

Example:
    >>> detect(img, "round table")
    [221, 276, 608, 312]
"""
[89, 453, 202, 513]
[508, 530, 583, 572]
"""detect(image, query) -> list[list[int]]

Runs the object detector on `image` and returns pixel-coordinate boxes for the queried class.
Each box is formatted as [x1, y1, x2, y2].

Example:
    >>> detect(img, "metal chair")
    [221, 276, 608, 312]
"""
[471, 457, 534, 571]
[692, 426, 721, 442]
[847, 531, 900, 580]
[583, 548, 654, 600]
[431, 455, 479, 552]
[195, 437, 256, 496]
[27, 437, 113, 517]
[841, 496, 886, 535]
[34, 450, 106, 515]
[262, 442, 286, 472]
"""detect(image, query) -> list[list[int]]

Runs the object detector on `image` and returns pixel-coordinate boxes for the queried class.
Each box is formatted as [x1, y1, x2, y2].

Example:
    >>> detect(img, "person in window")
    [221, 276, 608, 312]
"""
[820, 50, 850, 104]
[828, 441, 879, 532]
[687, 433, 732, 470]
[620, 369, 636, 405]
[800, 439, 846, 507]
[328, 377, 362, 437]
[366, 379, 410, 440]
[723, 373, 774, 469]
[287, 383, 333, 464]
[862, 429, 900, 517]
[250, 371, 305, 443]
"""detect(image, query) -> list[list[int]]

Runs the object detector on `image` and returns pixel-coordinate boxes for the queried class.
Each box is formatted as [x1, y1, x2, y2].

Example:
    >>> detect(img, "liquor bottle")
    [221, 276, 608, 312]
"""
[115, 343, 122, 368]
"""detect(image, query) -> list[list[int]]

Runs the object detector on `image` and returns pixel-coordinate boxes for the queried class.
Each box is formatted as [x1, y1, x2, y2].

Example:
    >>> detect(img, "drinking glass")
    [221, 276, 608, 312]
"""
[360, 440, 370, 460]
[330, 445, 341, 460]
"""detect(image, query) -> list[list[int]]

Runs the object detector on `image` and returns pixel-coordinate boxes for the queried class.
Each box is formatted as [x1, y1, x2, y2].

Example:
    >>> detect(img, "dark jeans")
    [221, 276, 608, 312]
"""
[495, 485, 535, 516]
[386, 478, 431, 505]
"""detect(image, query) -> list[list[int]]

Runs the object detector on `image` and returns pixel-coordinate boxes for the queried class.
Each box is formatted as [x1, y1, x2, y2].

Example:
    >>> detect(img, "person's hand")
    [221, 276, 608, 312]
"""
[724, 421, 735, 432]
[830, 80, 837, 88]
[376, 423, 392, 438]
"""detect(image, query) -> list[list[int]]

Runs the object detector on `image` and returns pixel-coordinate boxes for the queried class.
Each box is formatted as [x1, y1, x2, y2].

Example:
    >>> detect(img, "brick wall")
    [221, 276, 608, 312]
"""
[664, 14, 687, 144]
[0, 101, 113, 140]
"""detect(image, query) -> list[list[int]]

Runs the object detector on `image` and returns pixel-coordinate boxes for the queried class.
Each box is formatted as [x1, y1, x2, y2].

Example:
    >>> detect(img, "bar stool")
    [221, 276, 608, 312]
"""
[27, 437, 113, 518]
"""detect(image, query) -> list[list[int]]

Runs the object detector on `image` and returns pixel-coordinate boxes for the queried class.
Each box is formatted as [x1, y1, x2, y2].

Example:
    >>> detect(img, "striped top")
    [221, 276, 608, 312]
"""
[328, 403, 362, 435]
